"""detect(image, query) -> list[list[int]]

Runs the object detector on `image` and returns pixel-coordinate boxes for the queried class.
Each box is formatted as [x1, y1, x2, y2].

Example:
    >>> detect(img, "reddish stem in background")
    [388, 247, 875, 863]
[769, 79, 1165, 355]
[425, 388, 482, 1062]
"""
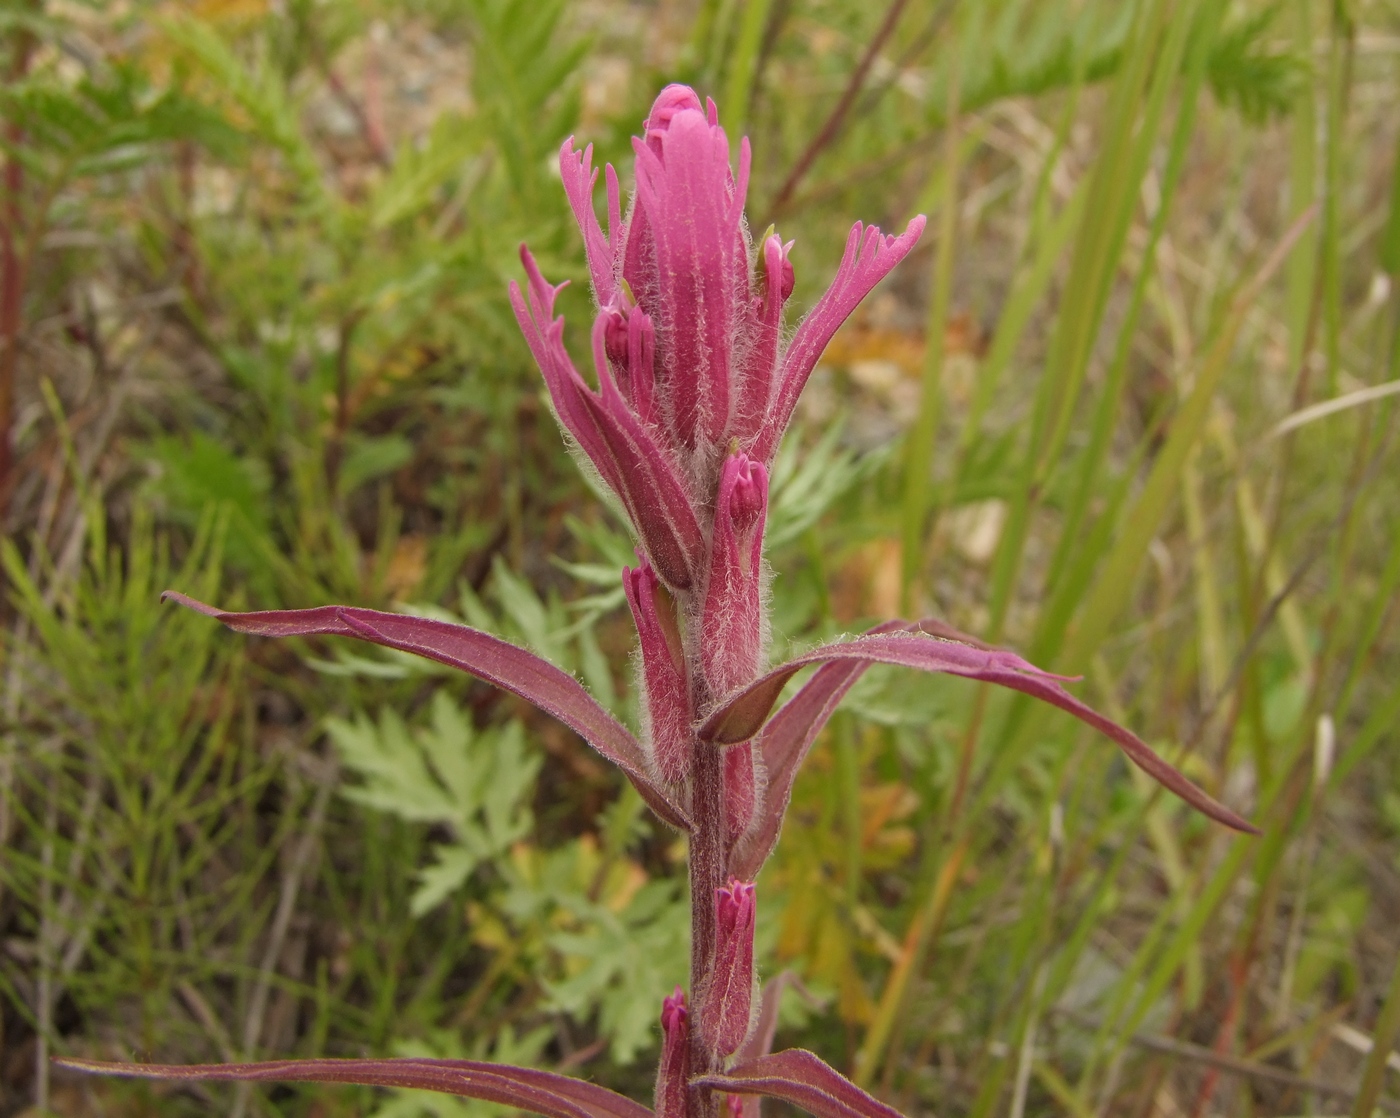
[765, 0, 911, 220]
[0, 25, 34, 524]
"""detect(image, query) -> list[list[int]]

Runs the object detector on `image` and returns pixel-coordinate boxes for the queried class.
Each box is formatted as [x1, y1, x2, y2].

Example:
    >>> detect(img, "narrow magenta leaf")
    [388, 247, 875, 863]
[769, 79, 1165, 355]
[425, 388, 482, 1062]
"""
[753, 217, 926, 464]
[162, 593, 691, 832]
[699, 631, 1069, 744]
[693, 1050, 905, 1118]
[732, 621, 987, 877]
[510, 250, 704, 591]
[55, 1057, 652, 1118]
[700, 627, 1256, 835]
[730, 659, 867, 880]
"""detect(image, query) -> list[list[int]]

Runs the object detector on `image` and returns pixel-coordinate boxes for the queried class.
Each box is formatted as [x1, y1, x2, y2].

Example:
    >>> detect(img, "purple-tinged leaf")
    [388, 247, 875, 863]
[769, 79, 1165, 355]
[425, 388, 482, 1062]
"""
[752, 217, 926, 464]
[700, 627, 1256, 835]
[728, 666, 865, 878]
[730, 620, 982, 878]
[162, 593, 691, 833]
[510, 248, 704, 591]
[693, 1050, 905, 1118]
[55, 1057, 651, 1118]
[624, 561, 692, 784]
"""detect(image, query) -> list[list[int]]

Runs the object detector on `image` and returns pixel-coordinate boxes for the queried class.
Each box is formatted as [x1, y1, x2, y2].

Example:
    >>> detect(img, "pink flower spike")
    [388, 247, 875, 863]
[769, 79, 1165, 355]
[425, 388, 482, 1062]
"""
[753, 216, 926, 463]
[702, 453, 769, 698]
[632, 103, 749, 451]
[655, 987, 690, 1118]
[623, 560, 692, 785]
[559, 139, 617, 305]
[702, 879, 757, 1057]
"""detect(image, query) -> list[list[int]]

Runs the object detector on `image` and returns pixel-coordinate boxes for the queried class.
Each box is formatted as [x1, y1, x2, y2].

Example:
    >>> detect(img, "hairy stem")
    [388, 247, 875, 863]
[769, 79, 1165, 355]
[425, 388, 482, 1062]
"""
[687, 730, 724, 1118]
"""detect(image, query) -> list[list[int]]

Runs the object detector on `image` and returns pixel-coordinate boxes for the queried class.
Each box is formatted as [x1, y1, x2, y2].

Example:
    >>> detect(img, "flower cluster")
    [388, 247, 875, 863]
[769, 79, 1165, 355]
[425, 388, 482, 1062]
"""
[71, 84, 1255, 1118]
[511, 83, 923, 845]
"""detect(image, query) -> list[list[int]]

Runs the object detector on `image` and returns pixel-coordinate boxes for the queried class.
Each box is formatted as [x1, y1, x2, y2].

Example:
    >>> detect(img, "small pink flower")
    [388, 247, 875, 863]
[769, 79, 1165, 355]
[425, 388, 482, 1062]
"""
[655, 986, 690, 1118]
[702, 453, 769, 700]
[624, 560, 692, 784]
[702, 879, 756, 1057]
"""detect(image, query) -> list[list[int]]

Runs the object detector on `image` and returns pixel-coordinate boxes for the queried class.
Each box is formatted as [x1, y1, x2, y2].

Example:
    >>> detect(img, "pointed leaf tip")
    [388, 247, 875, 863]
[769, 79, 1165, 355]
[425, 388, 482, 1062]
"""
[701, 625, 1256, 837]
[694, 1050, 907, 1118]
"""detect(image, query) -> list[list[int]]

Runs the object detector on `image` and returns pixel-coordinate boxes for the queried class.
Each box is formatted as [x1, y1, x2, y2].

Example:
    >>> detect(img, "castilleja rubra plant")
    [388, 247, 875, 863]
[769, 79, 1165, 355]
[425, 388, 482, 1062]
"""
[61, 85, 1255, 1118]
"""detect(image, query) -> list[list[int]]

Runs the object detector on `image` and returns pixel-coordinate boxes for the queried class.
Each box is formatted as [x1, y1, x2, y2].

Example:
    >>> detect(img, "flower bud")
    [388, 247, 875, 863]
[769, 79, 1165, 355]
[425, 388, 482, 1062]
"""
[624, 561, 692, 784]
[702, 880, 756, 1057]
[655, 987, 690, 1118]
[645, 85, 705, 148]
[602, 302, 630, 368]
[757, 232, 795, 307]
[701, 454, 769, 698]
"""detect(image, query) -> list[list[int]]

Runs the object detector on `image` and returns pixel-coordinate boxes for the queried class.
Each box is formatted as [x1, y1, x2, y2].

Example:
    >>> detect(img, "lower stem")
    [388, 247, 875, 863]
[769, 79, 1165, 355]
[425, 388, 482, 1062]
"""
[687, 732, 725, 1118]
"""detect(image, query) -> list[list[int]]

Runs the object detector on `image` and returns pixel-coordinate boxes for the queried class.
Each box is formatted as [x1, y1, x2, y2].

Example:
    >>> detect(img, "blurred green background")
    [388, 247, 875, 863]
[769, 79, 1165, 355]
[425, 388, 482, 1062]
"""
[2, 1, 1399, 1116]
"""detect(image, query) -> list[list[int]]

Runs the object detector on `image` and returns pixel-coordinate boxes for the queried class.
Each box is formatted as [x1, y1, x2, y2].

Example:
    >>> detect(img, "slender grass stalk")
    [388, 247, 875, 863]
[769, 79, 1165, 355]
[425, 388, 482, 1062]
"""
[1060, 203, 1317, 674]
[1351, 950, 1400, 1118]
[900, 6, 965, 611]
[1286, 0, 1319, 377]
[985, 0, 1183, 641]
[721, 0, 773, 137]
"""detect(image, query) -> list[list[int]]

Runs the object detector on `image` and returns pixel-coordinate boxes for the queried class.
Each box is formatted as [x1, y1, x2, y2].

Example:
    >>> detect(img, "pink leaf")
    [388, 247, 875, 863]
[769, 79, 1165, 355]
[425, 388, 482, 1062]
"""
[730, 620, 971, 878]
[559, 139, 617, 306]
[693, 1050, 905, 1118]
[55, 1057, 651, 1118]
[162, 593, 691, 833]
[753, 217, 926, 464]
[699, 626, 1256, 835]
[511, 249, 704, 591]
